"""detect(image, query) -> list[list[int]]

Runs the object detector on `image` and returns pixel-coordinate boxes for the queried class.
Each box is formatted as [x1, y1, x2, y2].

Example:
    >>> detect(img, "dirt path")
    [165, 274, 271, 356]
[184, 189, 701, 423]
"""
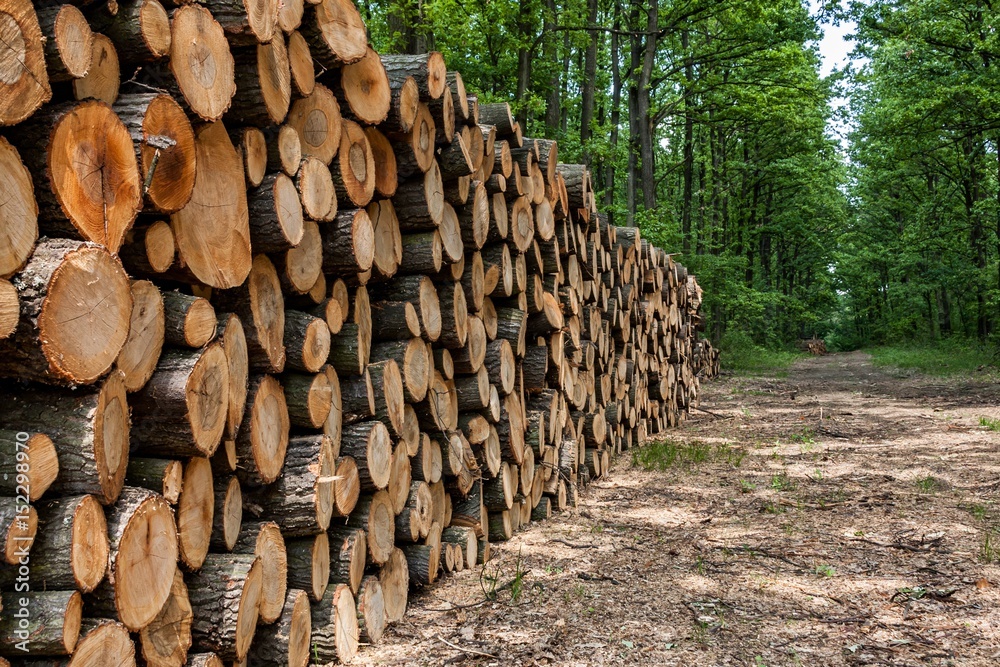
[357, 352, 1000, 666]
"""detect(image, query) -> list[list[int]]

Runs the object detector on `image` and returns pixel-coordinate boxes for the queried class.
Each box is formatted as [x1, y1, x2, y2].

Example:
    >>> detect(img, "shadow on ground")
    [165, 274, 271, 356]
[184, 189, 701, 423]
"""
[356, 352, 1000, 667]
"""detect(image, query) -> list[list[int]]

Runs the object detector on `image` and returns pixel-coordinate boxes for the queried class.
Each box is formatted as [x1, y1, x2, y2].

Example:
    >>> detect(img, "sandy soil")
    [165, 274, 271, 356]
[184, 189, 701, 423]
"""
[356, 352, 1000, 666]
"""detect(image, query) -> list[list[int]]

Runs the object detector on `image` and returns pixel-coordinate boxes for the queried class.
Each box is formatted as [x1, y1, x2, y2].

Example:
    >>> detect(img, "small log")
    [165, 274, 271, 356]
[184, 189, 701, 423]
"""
[187, 554, 262, 661]
[202, 0, 278, 45]
[248, 172, 305, 253]
[0, 0, 51, 126]
[380, 52, 447, 100]
[115, 280, 166, 394]
[332, 46, 391, 125]
[0, 431, 58, 501]
[345, 491, 394, 565]
[286, 532, 330, 601]
[90, 0, 171, 65]
[339, 421, 392, 492]
[126, 457, 183, 504]
[287, 83, 342, 165]
[365, 127, 400, 197]
[0, 372, 129, 504]
[288, 31, 315, 96]
[232, 521, 287, 624]
[368, 199, 402, 278]
[131, 344, 230, 459]
[300, 0, 366, 67]
[213, 255, 286, 373]
[320, 208, 376, 275]
[330, 119, 376, 207]
[251, 589, 311, 667]
[283, 370, 333, 428]
[210, 475, 242, 551]
[356, 574, 386, 644]
[243, 433, 335, 536]
[309, 583, 358, 665]
[297, 156, 336, 220]
[217, 313, 250, 440]
[139, 566, 192, 667]
[37, 4, 93, 81]
[234, 375, 289, 487]
[327, 526, 365, 593]
[162, 291, 216, 348]
[402, 521, 441, 586]
[0, 590, 81, 656]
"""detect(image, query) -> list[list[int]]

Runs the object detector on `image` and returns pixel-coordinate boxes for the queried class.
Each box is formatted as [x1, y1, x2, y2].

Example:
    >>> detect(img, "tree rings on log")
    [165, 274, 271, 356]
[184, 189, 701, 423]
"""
[169, 5, 236, 122]
[0, 0, 51, 125]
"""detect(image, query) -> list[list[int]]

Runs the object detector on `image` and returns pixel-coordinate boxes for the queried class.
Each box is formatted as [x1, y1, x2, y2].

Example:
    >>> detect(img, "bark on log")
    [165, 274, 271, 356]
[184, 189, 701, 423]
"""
[250, 588, 311, 667]
[187, 554, 262, 661]
[231, 520, 286, 624]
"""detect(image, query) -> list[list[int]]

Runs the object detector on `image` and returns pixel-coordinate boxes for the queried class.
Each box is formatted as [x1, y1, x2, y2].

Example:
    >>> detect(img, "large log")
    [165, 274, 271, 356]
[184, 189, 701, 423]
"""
[0, 138, 37, 279]
[0, 239, 132, 385]
[0, 0, 52, 125]
[250, 588, 311, 667]
[168, 5, 236, 122]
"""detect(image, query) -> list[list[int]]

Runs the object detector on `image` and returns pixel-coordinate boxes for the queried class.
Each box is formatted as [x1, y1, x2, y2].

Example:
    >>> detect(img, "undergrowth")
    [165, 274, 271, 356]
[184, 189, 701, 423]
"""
[721, 331, 805, 376]
[632, 438, 744, 471]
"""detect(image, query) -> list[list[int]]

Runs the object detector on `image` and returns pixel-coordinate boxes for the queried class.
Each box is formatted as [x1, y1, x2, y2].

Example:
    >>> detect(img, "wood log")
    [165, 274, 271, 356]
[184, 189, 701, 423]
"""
[72, 32, 118, 111]
[286, 532, 329, 601]
[330, 119, 376, 207]
[232, 125, 268, 187]
[339, 421, 391, 492]
[356, 574, 386, 644]
[327, 526, 365, 592]
[243, 433, 334, 536]
[114, 280, 166, 394]
[250, 589, 311, 667]
[278, 0, 304, 33]
[216, 313, 249, 441]
[161, 292, 216, 348]
[300, 0, 366, 67]
[0, 371, 129, 504]
[368, 199, 402, 278]
[248, 172, 305, 253]
[320, 208, 376, 275]
[175, 456, 213, 570]
[0, 496, 35, 566]
[331, 46, 391, 125]
[213, 255, 286, 372]
[234, 375, 289, 487]
[168, 5, 236, 121]
[366, 359, 406, 435]
[380, 53, 447, 100]
[126, 457, 182, 504]
[287, 83, 342, 165]
[297, 157, 336, 221]
[339, 368, 374, 422]
[210, 475, 242, 551]
[0, 139, 36, 281]
[390, 102, 435, 177]
[377, 550, 409, 627]
[90, 0, 171, 65]
[402, 520, 440, 586]
[411, 434, 442, 484]
[345, 491, 394, 565]
[282, 370, 332, 428]
[0, 590, 81, 656]
[187, 554, 262, 661]
[231, 521, 286, 624]
[395, 480, 432, 542]
[283, 310, 330, 373]
[0, 0, 51, 126]
[98, 487, 178, 631]
[485, 338, 515, 395]
[130, 344, 229, 459]
[228, 38, 291, 129]
[309, 583, 358, 665]
[288, 31, 315, 96]
[169, 121, 253, 289]
[202, 0, 278, 45]
[36, 4, 92, 81]
[381, 75, 419, 134]
[0, 431, 58, 501]
[51, 618, 135, 667]
[139, 566, 192, 667]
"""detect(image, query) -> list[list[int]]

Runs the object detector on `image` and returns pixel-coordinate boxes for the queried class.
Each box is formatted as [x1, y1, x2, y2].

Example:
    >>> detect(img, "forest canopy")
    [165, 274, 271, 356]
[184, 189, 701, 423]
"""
[360, 0, 1000, 350]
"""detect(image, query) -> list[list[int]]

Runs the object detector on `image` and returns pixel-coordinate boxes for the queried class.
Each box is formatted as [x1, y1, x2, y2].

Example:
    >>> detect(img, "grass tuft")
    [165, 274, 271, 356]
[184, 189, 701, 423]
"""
[868, 341, 997, 377]
[632, 439, 744, 471]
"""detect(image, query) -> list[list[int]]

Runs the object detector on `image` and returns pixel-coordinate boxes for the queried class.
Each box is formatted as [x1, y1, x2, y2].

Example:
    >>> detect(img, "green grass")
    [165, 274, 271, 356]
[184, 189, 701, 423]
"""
[980, 417, 1000, 431]
[723, 346, 806, 376]
[868, 341, 997, 376]
[632, 439, 744, 471]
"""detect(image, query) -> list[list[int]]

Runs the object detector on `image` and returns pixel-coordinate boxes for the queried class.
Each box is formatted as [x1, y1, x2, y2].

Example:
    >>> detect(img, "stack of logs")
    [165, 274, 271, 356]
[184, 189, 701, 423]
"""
[0, 0, 711, 663]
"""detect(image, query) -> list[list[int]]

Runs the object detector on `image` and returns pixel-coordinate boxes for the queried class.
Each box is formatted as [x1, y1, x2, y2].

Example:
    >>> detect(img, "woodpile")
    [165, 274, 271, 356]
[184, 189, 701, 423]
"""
[798, 338, 828, 356]
[0, 0, 711, 661]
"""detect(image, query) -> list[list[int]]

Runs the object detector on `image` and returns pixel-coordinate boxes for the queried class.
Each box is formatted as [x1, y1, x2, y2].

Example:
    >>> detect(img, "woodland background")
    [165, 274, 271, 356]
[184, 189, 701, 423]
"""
[359, 0, 1000, 361]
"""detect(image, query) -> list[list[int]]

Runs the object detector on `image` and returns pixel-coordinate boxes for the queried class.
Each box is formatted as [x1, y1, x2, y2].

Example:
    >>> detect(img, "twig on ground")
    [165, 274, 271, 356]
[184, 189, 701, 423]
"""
[436, 634, 498, 658]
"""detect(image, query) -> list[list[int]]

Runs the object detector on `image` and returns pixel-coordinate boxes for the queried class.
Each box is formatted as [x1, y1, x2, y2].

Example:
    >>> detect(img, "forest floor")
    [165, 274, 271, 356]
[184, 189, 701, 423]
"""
[356, 352, 1000, 666]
